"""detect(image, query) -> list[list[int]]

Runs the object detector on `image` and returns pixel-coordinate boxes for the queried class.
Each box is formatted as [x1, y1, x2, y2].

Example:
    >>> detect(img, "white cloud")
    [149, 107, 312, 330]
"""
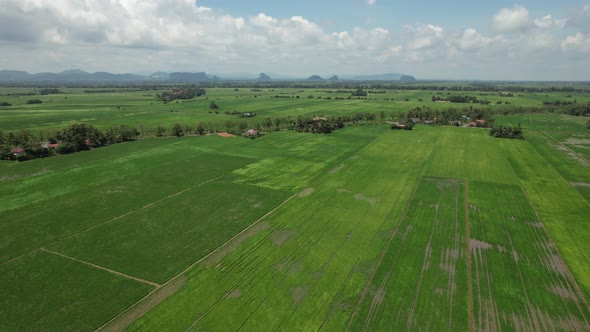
[534, 15, 565, 29]
[367, 0, 376, 6]
[561, 32, 590, 52]
[492, 5, 530, 34]
[0, 0, 589, 79]
[405, 24, 444, 50]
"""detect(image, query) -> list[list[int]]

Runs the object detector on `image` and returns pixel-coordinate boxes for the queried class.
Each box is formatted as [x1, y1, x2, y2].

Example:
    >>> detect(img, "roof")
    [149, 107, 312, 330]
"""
[11, 147, 24, 154]
[476, 119, 486, 123]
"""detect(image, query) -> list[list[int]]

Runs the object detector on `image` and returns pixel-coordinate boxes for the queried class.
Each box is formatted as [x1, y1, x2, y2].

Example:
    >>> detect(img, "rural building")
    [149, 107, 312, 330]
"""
[10, 147, 24, 156]
[411, 118, 422, 124]
[245, 129, 258, 137]
[468, 122, 477, 127]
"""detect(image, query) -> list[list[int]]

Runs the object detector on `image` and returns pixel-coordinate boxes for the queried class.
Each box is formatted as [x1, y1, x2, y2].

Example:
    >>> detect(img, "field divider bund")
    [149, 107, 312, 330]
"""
[96, 191, 300, 332]
[40, 248, 160, 287]
[0, 176, 223, 267]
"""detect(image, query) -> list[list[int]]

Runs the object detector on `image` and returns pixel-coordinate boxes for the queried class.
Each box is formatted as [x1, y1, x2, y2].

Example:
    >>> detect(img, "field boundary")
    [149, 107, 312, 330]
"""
[345, 177, 422, 331]
[96, 191, 299, 332]
[41, 248, 160, 287]
[0, 176, 222, 267]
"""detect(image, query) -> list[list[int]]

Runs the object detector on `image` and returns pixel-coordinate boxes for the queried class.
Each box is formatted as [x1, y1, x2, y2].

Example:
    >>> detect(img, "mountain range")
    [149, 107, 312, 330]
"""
[0, 69, 416, 83]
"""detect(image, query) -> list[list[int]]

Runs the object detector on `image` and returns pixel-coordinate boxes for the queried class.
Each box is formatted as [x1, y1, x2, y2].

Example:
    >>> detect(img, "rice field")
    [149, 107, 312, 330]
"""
[1, 89, 590, 331]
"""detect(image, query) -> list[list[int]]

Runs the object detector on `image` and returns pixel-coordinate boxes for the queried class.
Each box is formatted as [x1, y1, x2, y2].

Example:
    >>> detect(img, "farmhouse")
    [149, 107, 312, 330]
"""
[10, 147, 24, 156]
[245, 129, 258, 137]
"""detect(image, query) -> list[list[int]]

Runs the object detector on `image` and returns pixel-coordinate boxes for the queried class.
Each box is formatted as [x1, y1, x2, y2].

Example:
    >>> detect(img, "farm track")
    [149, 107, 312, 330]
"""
[0, 176, 223, 267]
[345, 177, 422, 331]
[41, 248, 160, 287]
[97, 191, 299, 332]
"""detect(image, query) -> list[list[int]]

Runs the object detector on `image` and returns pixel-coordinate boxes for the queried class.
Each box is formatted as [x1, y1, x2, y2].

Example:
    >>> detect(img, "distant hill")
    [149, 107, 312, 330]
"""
[257, 73, 272, 81]
[0, 69, 416, 83]
[150, 72, 169, 80]
[348, 73, 415, 81]
[0, 70, 31, 81]
[168, 72, 210, 82]
[400, 74, 416, 82]
[307, 75, 324, 81]
[0, 69, 146, 83]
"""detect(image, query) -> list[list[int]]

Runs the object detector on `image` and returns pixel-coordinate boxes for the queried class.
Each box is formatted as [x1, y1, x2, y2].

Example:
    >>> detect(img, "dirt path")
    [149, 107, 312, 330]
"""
[1, 176, 223, 267]
[345, 178, 422, 331]
[41, 248, 160, 287]
[464, 180, 474, 332]
[97, 191, 299, 332]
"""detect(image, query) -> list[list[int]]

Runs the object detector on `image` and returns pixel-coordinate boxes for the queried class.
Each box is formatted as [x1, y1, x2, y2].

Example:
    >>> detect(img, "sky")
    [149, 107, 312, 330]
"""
[1, 0, 590, 80]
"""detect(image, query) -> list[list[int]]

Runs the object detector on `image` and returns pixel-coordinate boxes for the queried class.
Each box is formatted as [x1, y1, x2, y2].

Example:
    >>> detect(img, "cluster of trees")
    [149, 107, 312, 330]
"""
[26, 99, 43, 104]
[223, 111, 256, 117]
[351, 88, 368, 96]
[294, 116, 345, 134]
[489, 125, 524, 139]
[405, 106, 495, 126]
[586, 119, 590, 129]
[431, 95, 491, 104]
[391, 121, 414, 130]
[0, 123, 139, 161]
[0, 102, 11, 106]
[37, 88, 63, 95]
[156, 86, 206, 103]
[543, 100, 576, 106]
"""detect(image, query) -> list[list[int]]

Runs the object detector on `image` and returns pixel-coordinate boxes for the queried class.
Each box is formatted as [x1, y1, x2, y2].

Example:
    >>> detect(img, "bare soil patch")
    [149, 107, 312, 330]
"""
[329, 164, 345, 174]
[291, 286, 309, 305]
[101, 276, 187, 332]
[298, 187, 315, 197]
[201, 221, 270, 267]
[571, 182, 590, 188]
[217, 132, 235, 138]
[470, 238, 493, 250]
[270, 229, 296, 246]
[336, 188, 351, 193]
[564, 138, 590, 145]
[225, 289, 242, 299]
[354, 193, 379, 207]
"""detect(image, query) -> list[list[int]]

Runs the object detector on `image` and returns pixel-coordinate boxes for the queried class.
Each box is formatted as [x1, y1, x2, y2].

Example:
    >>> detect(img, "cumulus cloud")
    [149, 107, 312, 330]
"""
[492, 5, 530, 34]
[0, 0, 589, 79]
[534, 15, 566, 29]
[561, 32, 590, 53]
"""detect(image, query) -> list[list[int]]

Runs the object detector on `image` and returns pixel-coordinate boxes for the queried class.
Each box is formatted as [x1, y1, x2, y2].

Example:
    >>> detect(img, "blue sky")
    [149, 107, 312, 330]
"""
[1, 0, 590, 80]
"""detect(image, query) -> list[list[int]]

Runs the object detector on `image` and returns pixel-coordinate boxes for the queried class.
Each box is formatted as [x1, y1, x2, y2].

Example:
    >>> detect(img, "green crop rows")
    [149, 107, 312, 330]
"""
[1, 88, 590, 331]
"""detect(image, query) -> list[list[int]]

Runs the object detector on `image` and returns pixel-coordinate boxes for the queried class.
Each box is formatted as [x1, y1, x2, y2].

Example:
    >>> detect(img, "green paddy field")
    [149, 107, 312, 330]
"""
[1, 87, 590, 331]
